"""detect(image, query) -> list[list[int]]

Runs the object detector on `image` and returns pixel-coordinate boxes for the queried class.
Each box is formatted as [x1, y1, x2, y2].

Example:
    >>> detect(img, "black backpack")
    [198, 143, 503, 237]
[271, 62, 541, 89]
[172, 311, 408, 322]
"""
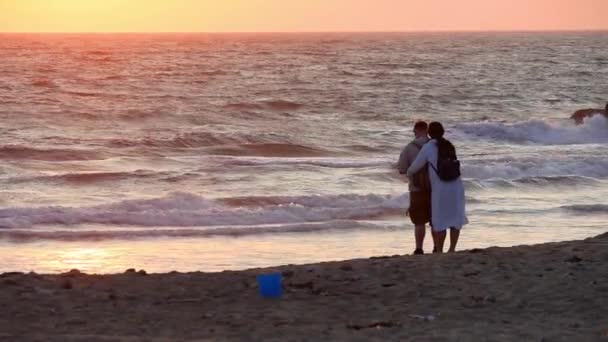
[411, 141, 431, 191]
[430, 139, 461, 182]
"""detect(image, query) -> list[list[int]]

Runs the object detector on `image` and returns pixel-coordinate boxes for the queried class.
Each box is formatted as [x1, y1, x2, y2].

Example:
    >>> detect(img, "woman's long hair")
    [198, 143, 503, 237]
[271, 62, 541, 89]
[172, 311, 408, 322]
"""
[428, 122, 457, 159]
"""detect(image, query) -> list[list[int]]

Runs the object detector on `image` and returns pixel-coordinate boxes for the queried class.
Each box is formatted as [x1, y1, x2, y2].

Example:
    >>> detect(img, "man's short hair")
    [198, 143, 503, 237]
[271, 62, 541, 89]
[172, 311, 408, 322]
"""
[414, 121, 428, 132]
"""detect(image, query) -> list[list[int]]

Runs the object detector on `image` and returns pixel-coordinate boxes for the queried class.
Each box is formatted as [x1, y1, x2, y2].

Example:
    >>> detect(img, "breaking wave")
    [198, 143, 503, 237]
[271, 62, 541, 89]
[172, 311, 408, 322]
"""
[462, 157, 608, 180]
[465, 175, 603, 190]
[0, 221, 401, 241]
[0, 192, 409, 230]
[457, 115, 608, 145]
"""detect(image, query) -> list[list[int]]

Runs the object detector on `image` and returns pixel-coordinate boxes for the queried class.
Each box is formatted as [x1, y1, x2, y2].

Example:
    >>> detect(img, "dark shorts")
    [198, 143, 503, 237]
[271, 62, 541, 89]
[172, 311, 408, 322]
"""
[409, 191, 431, 225]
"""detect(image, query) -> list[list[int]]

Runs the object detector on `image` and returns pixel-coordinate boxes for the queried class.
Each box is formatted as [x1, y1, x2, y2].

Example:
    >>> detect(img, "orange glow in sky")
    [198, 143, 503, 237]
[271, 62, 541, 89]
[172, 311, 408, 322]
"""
[0, 0, 606, 32]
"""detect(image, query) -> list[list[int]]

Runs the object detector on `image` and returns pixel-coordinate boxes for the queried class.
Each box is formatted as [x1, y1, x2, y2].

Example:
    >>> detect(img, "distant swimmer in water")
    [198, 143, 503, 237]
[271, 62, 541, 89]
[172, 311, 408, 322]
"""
[571, 103, 608, 124]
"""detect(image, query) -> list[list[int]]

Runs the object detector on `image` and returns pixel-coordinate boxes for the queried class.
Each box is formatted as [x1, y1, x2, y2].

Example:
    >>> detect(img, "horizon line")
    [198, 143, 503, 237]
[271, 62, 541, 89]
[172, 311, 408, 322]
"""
[1, 28, 607, 34]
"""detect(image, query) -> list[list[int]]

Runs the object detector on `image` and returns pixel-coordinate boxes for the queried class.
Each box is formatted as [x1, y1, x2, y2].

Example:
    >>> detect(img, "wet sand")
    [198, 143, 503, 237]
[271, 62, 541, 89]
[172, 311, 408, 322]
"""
[1, 233, 607, 341]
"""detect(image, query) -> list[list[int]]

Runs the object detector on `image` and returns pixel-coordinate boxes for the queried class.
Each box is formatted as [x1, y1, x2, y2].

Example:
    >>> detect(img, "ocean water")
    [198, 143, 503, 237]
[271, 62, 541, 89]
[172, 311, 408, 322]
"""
[1, 32, 607, 273]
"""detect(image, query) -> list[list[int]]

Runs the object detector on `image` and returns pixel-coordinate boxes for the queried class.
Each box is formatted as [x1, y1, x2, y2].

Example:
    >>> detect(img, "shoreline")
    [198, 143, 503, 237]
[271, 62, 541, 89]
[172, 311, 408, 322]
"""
[2, 227, 604, 275]
[1, 233, 607, 341]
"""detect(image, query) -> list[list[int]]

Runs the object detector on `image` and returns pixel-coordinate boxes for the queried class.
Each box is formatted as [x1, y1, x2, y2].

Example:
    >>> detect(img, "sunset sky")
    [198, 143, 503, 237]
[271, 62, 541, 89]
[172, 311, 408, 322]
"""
[0, 0, 606, 33]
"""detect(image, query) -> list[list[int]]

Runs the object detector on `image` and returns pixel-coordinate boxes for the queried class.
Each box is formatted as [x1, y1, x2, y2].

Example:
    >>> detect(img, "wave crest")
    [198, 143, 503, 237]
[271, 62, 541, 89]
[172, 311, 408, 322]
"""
[1, 221, 399, 241]
[206, 143, 334, 157]
[0, 145, 103, 161]
[0, 192, 408, 230]
[107, 132, 248, 149]
[463, 158, 608, 180]
[560, 204, 608, 214]
[223, 100, 304, 112]
[457, 116, 608, 145]
[263, 100, 303, 111]
[14, 171, 158, 184]
[31, 79, 55, 88]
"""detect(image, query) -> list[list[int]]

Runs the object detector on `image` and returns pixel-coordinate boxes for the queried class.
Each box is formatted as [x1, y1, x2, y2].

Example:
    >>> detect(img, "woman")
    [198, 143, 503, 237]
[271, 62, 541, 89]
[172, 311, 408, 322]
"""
[406, 122, 468, 253]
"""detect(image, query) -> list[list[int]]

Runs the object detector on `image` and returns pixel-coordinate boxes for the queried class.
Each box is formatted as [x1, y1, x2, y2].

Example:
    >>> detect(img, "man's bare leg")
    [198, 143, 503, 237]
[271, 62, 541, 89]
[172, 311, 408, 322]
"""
[448, 228, 460, 253]
[434, 230, 447, 253]
[415, 224, 426, 252]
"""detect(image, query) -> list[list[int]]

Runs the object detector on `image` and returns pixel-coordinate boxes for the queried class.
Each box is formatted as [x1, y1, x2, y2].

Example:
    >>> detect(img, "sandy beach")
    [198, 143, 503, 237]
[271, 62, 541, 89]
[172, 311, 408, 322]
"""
[0, 233, 606, 341]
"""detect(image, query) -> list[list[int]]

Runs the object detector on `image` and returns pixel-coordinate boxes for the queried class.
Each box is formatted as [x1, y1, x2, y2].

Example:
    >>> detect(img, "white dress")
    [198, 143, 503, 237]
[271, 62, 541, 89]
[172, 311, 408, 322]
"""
[406, 139, 468, 231]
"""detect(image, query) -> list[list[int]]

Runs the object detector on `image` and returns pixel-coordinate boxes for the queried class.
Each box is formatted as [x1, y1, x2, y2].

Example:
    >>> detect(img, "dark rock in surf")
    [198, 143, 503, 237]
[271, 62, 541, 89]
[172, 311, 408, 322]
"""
[570, 103, 608, 124]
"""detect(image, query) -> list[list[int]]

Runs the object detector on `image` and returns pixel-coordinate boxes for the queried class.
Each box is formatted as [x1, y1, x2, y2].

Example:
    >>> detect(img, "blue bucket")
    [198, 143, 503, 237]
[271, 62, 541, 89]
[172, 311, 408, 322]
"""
[256, 272, 283, 298]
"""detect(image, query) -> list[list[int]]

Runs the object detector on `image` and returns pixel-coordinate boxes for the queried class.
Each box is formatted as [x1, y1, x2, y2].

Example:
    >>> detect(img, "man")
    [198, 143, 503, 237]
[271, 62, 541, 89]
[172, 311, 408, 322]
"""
[397, 121, 432, 255]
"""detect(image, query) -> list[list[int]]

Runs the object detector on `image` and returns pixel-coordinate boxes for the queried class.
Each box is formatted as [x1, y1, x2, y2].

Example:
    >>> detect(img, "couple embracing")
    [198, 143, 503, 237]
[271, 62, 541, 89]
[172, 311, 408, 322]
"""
[397, 121, 468, 255]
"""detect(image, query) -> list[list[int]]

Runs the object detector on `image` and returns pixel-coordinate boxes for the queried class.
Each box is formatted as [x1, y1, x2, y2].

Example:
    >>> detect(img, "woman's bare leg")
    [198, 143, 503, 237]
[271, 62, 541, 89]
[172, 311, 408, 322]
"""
[434, 230, 446, 253]
[431, 230, 439, 252]
[448, 228, 460, 253]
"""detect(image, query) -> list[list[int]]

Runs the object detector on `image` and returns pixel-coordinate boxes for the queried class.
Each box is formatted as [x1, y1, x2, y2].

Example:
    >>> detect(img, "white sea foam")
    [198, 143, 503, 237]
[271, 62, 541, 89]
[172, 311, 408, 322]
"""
[456, 115, 608, 145]
[0, 221, 403, 240]
[0, 192, 409, 229]
[462, 158, 608, 180]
